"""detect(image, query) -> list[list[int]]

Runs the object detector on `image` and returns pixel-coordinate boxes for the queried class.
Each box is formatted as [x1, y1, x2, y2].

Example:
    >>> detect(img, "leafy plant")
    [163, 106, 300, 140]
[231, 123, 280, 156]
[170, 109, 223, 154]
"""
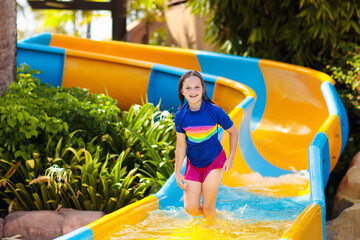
[325, 43, 360, 110]
[0, 64, 120, 161]
[0, 65, 177, 215]
[188, 0, 360, 68]
[102, 102, 176, 191]
[1, 136, 153, 214]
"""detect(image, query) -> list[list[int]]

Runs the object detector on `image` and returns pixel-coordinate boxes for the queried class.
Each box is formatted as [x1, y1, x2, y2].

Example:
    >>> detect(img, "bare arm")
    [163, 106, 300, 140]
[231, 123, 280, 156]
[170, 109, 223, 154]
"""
[223, 124, 239, 172]
[175, 132, 188, 190]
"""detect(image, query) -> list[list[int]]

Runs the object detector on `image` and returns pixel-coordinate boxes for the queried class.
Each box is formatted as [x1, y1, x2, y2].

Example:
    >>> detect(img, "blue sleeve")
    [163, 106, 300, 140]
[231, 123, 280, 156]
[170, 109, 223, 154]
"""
[216, 106, 233, 130]
[175, 111, 185, 133]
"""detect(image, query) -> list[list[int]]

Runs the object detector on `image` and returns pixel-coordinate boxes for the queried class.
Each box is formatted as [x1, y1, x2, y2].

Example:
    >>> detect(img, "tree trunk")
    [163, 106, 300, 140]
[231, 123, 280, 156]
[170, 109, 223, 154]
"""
[0, 0, 17, 92]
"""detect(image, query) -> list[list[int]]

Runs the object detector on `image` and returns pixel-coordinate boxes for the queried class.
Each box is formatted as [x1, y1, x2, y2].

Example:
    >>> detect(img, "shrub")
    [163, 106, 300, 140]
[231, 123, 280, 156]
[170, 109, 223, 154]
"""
[0, 65, 176, 215]
[0, 64, 120, 161]
[188, 0, 360, 68]
[0, 141, 149, 214]
[102, 102, 176, 191]
[0, 105, 176, 214]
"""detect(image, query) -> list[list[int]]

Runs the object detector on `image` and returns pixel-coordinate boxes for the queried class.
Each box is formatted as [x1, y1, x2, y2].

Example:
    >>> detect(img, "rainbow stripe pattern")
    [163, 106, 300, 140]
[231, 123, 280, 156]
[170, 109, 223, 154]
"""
[184, 125, 218, 143]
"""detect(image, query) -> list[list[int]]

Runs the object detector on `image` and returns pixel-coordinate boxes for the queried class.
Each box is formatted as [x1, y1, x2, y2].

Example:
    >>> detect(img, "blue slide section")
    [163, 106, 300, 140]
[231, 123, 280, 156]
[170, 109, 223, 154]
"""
[17, 42, 65, 87]
[321, 82, 349, 154]
[196, 51, 265, 130]
[20, 32, 52, 46]
[309, 132, 330, 240]
[55, 227, 93, 240]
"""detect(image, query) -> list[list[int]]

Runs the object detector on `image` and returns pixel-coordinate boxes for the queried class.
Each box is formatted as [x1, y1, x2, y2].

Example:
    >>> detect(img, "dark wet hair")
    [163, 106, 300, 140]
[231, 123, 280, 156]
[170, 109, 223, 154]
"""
[178, 70, 213, 108]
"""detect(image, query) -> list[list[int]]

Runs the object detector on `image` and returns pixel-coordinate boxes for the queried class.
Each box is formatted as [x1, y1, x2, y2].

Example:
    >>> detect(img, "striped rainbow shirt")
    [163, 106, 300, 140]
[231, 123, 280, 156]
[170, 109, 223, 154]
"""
[175, 101, 233, 168]
[184, 125, 217, 143]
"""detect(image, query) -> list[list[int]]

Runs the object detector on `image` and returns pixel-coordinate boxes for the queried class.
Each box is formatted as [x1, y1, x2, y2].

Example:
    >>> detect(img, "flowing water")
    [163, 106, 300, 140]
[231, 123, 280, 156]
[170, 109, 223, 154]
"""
[110, 185, 310, 240]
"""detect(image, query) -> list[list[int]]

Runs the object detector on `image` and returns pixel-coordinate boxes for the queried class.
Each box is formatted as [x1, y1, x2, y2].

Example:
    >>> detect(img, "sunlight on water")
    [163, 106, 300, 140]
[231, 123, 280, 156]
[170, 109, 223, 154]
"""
[111, 207, 292, 240]
[110, 186, 310, 240]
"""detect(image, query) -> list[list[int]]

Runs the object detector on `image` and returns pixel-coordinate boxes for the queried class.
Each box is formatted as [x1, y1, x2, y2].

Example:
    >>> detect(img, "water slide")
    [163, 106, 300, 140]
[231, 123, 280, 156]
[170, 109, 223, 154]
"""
[17, 33, 348, 239]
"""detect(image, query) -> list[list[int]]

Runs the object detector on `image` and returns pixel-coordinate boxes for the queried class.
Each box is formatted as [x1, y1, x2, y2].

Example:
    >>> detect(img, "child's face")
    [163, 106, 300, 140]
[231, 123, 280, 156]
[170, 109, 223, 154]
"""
[181, 76, 203, 106]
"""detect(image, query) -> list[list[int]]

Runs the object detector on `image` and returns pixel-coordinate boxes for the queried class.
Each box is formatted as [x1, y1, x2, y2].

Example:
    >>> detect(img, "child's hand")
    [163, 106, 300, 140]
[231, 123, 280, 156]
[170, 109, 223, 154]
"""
[175, 173, 188, 190]
[223, 158, 233, 172]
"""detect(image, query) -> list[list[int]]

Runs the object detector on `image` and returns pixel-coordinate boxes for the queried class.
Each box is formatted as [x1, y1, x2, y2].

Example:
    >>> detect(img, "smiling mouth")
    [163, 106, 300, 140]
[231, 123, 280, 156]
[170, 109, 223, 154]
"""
[190, 95, 198, 98]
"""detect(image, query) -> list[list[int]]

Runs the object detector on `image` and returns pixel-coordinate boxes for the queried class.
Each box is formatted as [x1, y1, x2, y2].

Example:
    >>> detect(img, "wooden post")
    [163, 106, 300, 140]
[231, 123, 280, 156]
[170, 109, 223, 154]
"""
[112, 0, 127, 41]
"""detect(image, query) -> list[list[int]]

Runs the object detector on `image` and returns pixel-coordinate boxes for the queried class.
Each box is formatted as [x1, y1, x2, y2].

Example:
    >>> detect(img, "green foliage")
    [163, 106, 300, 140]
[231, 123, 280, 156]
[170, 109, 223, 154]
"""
[0, 64, 120, 161]
[0, 114, 175, 213]
[0, 66, 176, 214]
[188, 0, 360, 67]
[0, 105, 176, 213]
[325, 43, 360, 110]
[102, 103, 176, 190]
[0, 142, 148, 214]
[34, 5, 107, 38]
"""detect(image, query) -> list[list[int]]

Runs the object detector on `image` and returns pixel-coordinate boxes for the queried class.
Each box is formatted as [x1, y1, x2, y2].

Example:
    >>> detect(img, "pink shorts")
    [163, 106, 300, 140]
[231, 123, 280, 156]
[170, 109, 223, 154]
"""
[184, 150, 227, 183]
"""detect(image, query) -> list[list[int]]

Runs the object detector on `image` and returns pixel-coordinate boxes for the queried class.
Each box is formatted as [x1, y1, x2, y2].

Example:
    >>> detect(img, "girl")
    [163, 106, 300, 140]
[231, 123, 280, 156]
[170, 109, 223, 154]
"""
[174, 70, 239, 219]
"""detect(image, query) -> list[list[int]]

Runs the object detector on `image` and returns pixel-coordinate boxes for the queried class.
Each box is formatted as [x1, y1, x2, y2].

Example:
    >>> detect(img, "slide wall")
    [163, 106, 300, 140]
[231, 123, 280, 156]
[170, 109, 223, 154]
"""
[17, 33, 348, 239]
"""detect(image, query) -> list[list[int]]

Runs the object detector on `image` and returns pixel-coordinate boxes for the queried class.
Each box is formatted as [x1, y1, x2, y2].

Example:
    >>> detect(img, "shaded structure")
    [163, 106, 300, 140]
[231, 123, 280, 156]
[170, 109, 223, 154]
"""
[27, 0, 126, 40]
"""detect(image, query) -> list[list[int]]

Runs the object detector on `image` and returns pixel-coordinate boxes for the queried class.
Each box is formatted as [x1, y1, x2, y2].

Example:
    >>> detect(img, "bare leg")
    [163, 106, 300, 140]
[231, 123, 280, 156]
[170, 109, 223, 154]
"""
[183, 180, 203, 216]
[202, 168, 223, 219]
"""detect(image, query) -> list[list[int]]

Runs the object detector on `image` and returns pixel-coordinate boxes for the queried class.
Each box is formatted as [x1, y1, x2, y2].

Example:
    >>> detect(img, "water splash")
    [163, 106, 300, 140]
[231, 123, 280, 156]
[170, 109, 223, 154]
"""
[110, 186, 310, 239]
[224, 170, 310, 197]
